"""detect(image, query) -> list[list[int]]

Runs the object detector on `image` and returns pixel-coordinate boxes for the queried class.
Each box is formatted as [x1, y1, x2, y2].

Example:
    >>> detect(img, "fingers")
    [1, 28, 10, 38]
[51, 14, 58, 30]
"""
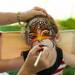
[32, 7, 48, 16]
[41, 47, 49, 58]
[33, 7, 47, 14]
[33, 7, 49, 18]
[32, 10, 46, 16]
[29, 45, 43, 56]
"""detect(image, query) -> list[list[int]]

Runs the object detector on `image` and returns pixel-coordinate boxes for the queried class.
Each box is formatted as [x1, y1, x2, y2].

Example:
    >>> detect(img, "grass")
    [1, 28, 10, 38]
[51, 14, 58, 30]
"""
[59, 18, 75, 29]
[0, 24, 21, 32]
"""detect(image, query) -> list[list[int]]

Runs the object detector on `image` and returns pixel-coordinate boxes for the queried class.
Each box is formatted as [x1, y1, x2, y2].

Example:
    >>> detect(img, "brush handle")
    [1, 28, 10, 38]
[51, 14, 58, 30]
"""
[34, 51, 42, 67]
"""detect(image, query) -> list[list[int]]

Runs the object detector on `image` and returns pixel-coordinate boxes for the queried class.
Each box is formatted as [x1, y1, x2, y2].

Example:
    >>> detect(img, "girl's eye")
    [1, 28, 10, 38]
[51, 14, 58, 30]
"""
[30, 36, 37, 39]
[29, 33, 37, 39]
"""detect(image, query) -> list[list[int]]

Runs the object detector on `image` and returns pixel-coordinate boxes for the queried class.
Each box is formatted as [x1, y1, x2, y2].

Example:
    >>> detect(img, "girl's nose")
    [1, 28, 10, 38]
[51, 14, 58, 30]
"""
[33, 41, 41, 46]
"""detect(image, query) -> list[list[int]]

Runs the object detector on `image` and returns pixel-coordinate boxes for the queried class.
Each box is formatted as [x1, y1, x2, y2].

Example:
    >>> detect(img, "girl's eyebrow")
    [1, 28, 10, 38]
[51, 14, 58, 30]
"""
[29, 32, 36, 36]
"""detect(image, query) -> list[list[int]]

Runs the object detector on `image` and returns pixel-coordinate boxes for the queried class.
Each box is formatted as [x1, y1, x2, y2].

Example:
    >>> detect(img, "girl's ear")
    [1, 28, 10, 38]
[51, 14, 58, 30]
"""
[56, 33, 60, 39]
[55, 33, 61, 42]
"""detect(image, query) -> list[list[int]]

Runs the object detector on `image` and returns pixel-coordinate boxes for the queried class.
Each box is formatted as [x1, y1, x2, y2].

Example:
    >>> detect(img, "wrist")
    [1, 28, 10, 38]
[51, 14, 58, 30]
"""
[16, 12, 22, 23]
[17, 12, 27, 22]
[17, 62, 34, 75]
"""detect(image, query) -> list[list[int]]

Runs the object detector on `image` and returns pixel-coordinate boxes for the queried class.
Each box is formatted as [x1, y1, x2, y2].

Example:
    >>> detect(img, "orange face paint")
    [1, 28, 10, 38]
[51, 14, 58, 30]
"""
[31, 30, 51, 42]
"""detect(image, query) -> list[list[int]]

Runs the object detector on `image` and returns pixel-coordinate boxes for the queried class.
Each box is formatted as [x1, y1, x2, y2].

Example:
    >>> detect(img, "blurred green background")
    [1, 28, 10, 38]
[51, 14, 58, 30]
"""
[0, 18, 75, 32]
[0, 18, 75, 75]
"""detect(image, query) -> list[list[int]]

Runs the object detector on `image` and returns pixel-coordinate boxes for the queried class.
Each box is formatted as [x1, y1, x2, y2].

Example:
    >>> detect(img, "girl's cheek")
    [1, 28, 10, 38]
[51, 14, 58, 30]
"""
[32, 41, 40, 46]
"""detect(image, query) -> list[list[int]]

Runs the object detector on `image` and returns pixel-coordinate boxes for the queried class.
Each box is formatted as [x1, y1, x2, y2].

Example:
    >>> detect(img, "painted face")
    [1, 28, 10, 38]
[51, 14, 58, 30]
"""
[26, 16, 57, 47]
[29, 29, 53, 46]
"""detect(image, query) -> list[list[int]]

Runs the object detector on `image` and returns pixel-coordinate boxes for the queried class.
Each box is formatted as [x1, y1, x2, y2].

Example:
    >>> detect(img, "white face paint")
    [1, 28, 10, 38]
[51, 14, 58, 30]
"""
[40, 39, 54, 49]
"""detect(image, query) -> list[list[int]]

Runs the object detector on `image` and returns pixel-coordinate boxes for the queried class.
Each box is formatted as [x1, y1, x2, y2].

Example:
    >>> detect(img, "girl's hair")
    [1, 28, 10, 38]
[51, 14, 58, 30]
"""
[22, 15, 58, 45]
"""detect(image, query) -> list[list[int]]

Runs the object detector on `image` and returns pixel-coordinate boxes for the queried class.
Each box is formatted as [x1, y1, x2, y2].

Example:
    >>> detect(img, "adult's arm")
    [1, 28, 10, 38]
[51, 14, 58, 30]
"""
[0, 7, 46, 25]
[0, 56, 24, 72]
[63, 50, 75, 68]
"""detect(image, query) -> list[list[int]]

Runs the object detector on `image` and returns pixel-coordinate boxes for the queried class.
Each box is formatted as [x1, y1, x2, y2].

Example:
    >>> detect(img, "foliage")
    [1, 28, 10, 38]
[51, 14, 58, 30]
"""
[59, 18, 75, 29]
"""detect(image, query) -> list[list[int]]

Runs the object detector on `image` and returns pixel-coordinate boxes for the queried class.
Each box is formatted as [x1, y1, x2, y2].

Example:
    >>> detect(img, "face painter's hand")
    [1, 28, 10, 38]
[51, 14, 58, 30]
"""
[23, 41, 57, 74]
[23, 44, 47, 74]
[21, 7, 46, 22]
[33, 7, 51, 20]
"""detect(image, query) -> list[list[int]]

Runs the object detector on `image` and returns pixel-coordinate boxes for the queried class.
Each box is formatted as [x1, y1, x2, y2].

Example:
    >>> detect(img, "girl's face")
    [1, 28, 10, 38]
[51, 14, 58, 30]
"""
[29, 29, 52, 46]
[27, 16, 57, 47]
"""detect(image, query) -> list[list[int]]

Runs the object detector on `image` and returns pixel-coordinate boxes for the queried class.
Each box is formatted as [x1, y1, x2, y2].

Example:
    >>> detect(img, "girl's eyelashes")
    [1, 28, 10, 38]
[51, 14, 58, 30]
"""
[30, 36, 37, 39]
[29, 33, 37, 39]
